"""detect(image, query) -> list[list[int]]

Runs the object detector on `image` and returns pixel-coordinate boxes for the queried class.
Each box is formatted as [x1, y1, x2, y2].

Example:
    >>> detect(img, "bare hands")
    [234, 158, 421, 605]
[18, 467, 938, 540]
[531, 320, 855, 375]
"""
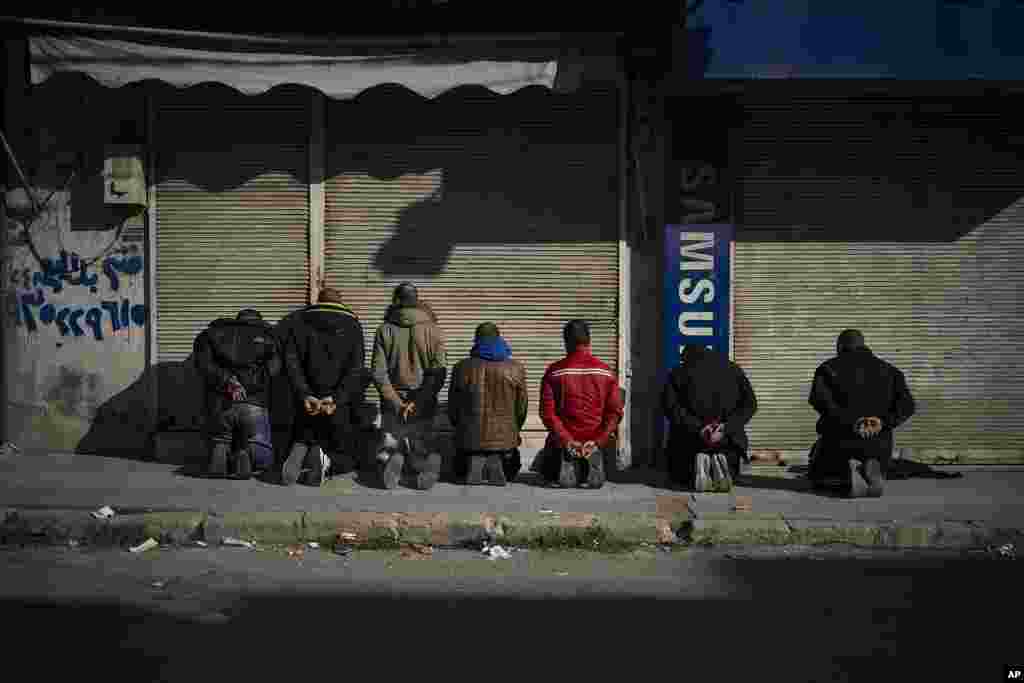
[855, 416, 883, 439]
[400, 401, 417, 422]
[227, 378, 247, 402]
[304, 397, 322, 416]
[319, 397, 337, 416]
[581, 441, 598, 459]
[701, 423, 724, 448]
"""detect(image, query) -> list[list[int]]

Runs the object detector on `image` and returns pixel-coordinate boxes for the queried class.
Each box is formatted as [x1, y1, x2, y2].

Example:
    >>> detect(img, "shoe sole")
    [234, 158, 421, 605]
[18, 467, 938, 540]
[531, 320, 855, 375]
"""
[694, 453, 713, 492]
[848, 460, 869, 498]
[414, 454, 442, 490]
[281, 446, 306, 486]
[864, 459, 884, 498]
[484, 455, 507, 486]
[382, 453, 404, 490]
[232, 451, 252, 480]
[557, 457, 578, 489]
[303, 446, 325, 487]
[711, 453, 733, 493]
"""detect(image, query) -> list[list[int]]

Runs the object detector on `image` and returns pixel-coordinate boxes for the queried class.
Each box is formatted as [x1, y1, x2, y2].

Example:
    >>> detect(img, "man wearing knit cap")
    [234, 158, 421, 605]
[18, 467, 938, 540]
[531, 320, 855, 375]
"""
[371, 282, 447, 490]
[449, 322, 527, 485]
[281, 286, 369, 487]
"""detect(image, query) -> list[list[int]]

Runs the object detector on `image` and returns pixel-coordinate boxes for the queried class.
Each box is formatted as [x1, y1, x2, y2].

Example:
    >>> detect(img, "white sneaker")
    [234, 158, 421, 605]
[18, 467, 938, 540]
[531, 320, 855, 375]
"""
[694, 453, 713, 492]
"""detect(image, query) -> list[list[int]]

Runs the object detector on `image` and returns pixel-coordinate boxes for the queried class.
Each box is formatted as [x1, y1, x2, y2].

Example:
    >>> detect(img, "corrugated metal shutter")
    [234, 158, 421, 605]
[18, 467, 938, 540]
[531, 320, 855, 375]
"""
[155, 89, 310, 364]
[324, 85, 620, 436]
[732, 90, 1024, 463]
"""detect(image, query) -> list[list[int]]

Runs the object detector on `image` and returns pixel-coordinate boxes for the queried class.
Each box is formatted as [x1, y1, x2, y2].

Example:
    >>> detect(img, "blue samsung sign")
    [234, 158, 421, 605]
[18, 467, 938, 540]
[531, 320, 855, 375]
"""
[664, 223, 734, 379]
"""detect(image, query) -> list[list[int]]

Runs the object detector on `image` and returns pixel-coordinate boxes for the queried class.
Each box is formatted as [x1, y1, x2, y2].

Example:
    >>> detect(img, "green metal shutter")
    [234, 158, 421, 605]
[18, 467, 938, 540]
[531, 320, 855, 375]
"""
[155, 89, 310, 364]
[732, 89, 1024, 464]
[323, 85, 620, 439]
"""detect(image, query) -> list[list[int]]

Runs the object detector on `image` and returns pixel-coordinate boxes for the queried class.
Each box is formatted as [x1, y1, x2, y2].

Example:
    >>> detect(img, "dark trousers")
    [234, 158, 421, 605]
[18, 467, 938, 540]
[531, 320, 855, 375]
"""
[454, 449, 522, 482]
[540, 446, 606, 485]
[290, 407, 356, 474]
[808, 436, 891, 484]
[668, 443, 743, 487]
[204, 402, 274, 470]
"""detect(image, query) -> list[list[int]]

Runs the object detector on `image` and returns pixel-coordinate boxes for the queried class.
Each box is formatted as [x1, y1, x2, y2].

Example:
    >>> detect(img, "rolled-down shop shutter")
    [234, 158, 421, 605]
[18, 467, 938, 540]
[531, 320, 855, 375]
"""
[155, 88, 310, 428]
[324, 84, 620, 442]
[731, 89, 1024, 463]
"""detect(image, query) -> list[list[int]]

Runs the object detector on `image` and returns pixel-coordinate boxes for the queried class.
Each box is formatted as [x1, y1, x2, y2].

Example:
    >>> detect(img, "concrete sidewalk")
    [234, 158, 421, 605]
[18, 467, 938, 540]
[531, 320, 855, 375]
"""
[1, 451, 1022, 552]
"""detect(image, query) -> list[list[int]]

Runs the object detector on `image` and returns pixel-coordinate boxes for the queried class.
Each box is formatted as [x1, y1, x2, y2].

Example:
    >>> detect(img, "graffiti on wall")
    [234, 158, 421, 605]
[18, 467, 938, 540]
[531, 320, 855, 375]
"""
[3, 244, 146, 343]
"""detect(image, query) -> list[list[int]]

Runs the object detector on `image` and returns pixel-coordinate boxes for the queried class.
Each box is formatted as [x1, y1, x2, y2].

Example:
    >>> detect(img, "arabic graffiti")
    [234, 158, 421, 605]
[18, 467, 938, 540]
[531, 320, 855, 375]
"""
[5, 246, 147, 343]
[30, 249, 143, 294]
[12, 288, 146, 341]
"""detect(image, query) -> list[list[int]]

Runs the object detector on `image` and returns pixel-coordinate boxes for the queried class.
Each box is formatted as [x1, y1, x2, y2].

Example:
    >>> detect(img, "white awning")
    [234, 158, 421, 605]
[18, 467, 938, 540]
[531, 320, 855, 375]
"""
[28, 35, 560, 99]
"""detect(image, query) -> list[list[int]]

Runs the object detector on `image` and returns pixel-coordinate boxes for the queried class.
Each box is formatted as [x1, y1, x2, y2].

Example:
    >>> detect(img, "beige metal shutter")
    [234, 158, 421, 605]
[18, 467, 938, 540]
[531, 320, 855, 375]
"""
[732, 88, 1024, 464]
[324, 85, 620, 437]
[155, 89, 310, 364]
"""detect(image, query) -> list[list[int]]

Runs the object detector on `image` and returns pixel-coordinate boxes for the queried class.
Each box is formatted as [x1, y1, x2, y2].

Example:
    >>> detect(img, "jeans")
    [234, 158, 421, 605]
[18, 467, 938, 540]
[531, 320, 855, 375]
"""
[205, 402, 274, 470]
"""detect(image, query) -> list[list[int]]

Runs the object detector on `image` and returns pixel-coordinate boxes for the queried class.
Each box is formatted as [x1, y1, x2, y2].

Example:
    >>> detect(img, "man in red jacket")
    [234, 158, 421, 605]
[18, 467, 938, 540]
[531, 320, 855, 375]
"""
[537, 319, 624, 489]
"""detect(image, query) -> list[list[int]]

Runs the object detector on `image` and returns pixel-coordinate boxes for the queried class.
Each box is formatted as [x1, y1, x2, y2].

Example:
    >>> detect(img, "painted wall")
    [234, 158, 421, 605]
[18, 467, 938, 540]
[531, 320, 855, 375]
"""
[3, 40, 150, 455]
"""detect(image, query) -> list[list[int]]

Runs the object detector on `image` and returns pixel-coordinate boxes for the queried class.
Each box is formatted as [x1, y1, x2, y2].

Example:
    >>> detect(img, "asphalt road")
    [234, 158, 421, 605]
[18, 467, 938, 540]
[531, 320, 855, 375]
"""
[1, 543, 1018, 682]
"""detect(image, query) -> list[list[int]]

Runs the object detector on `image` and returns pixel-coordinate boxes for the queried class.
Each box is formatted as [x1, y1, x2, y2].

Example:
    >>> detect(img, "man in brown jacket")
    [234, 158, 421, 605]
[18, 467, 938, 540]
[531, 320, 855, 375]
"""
[449, 322, 528, 486]
[371, 282, 447, 490]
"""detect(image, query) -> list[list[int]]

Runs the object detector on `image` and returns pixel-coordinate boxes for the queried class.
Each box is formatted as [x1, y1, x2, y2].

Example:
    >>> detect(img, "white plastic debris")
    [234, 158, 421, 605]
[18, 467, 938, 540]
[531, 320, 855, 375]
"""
[194, 540, 209, 548]
[307, 542, 320, 550]
[130, 538, 159, 553]
[91, 505, 116, 520]
[151, 581, 166, 589]
[482, 544, 512, 560]
[554, 571, 569, 576]
[222, 537, 255, 549]
[539, 509, 555, 514]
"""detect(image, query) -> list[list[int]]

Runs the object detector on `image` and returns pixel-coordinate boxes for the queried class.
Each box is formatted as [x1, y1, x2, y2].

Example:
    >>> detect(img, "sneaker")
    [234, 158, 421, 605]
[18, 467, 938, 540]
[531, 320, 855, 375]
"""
[302, 444, 330, 487]
[413, 453, 442, 491]
[231, 447, 252, 480]
[208, 442, 229, 478]
[556, 451, 578, 489]
[710, 453, 733, 493]
[582, 450, 605, 490]
[281, 442, 308, 486]
[382, 452, 405, 490]
[864, 458, 884, 498]
[848, 459, 869, 498]
[464, 455, 485, 485]
[693, 453, 713, 492]
[483, 454, 507, 486]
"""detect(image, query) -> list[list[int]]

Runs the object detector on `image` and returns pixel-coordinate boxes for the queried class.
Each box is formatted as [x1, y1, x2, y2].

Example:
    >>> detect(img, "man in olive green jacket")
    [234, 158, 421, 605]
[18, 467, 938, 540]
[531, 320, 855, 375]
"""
[371, 282, 447, 490]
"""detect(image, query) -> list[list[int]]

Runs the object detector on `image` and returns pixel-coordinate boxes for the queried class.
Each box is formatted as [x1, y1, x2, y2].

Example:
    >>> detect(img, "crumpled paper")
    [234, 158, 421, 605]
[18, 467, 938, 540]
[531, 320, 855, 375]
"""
[91, 505, 116, 520]
[482, 544, 512, 560]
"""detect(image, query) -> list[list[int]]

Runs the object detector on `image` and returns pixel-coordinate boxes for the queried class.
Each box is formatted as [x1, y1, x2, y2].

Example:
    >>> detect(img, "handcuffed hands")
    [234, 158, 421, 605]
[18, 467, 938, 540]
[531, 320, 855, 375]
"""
[581, 440, 598, 459]
[319, 396, 337, 416]
[399, 401, 417, 422]
[567, 440, 584, 459]
[303, 396, 322, 416]
[854, 416, 883, 439]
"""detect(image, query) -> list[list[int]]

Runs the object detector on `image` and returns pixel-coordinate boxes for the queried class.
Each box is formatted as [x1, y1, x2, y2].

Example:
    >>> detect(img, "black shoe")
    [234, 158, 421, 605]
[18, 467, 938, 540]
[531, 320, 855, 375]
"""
[231, 448, 252, 480]
[282, 443, 308, 486]
[302, 444, 328, 487]
[864, 458, 884, 498]
[483, 454, 507, 486]
[208, 443, 229, 478]
[382, 452, 404, 490]
[848, 459, 869, 498]
[413, 453, 442, 490]
[464, 455, 485, 485]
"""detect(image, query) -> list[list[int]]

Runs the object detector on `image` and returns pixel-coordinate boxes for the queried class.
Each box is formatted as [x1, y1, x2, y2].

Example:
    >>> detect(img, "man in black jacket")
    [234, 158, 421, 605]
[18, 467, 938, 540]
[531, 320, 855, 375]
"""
[193, 309, 282, 479]
[808, 329, 916, 498]
[661, 344, 758, 493]
[281, 287, 369, 487]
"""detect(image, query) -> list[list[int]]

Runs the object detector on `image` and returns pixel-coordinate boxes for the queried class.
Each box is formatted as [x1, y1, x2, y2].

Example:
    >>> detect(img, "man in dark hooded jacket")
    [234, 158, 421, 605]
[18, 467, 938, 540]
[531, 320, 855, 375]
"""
[193, 309, 282, 479]
[449, 322, 528, 486]
[661, 344, 757, 492]
[280, 287, 368, 487]
[808, 329, 916, 498]
[371, 282, 447, 490]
